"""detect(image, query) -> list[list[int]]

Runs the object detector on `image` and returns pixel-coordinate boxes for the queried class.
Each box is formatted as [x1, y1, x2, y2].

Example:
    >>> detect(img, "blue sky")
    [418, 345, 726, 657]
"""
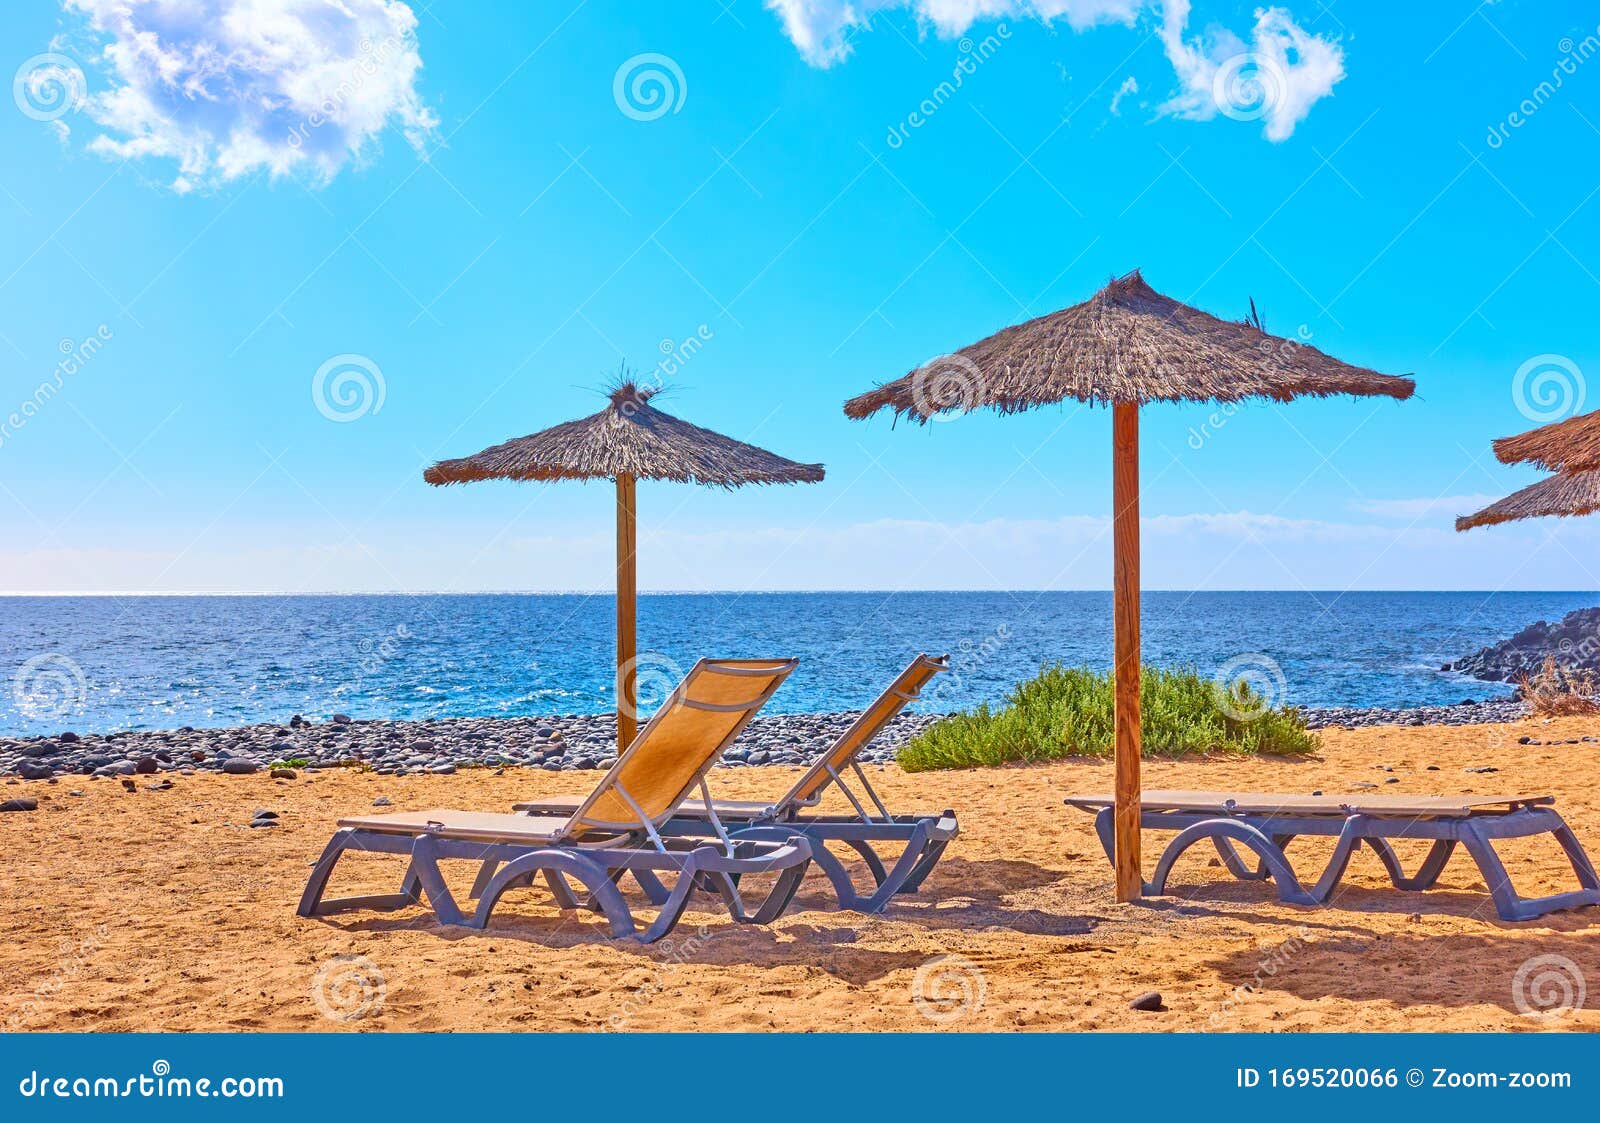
[1, 0, 1598, 593]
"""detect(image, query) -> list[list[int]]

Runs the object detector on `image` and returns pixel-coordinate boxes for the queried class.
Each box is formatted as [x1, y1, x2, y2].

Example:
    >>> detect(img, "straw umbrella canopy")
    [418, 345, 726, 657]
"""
[1456, 470, 1600, 531]
[1489, 410, 1600, 475]
[843, 268, 1415, 902]
[426, 381, 824, 752]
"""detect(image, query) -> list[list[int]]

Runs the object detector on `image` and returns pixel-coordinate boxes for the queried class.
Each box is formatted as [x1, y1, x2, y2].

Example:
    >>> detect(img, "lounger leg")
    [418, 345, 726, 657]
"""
[1551, 814, 1600, 891]
[406, 836, 467, 926]
[1364, 837, 1457, 891]
[1458, 814, 1600, 920]
[1306, 818, 1367, 903]
[1147, 819, 1318, 906]
[468, 859, 501, 899]
[298, 829, 423, 917]
[298, 829, 356, 916]
[1213, 837, 1269, 881]
[840, 840, 891, 887]
[848, 822, 938, 913]
[897, 837, 951, 893]
[635, 857, 704, 944]
[541, 869, 583, 910]
[473, 850, 638, 937]
[629, 869, 670, 906]
[1092, 807, 1116, 865]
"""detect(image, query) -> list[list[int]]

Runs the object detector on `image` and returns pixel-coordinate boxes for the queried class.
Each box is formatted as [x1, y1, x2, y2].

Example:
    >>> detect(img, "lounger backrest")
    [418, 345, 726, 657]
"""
[781, 654, 948, 807]
[566, 658, 798, 835]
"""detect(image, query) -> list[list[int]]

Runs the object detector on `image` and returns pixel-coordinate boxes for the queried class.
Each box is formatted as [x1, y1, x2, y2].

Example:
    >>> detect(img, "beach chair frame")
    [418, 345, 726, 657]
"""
[516, 654, 959, 912]
[1066, 792, 1600, 921]
[298, 659, 814, 942]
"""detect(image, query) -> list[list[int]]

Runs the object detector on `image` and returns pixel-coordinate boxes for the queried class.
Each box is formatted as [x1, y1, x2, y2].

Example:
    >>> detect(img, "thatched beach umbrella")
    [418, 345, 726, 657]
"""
[426, 382, 824, 752]
[843, 269, 1415, 902]
[1489, 410, 1600, 475]
[1456, 470, 1600, 531]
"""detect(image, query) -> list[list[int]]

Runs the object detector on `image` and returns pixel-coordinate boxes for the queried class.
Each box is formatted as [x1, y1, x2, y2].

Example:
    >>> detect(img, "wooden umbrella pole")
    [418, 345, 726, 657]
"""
[1111, 402, 1143, 902]
[615, 472, 638, 755]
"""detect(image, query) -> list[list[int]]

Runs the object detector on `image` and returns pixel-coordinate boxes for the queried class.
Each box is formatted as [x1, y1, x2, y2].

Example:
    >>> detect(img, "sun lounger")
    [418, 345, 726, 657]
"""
[297, 658, 814, 942]
[515, 654, 959, 912]
[1065, 789, 1600, 921]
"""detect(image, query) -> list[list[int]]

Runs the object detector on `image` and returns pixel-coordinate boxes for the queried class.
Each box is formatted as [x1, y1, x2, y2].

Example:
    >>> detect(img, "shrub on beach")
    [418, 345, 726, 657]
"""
[897, 663, 1319, 772]
[1517, 654, 1600, 717]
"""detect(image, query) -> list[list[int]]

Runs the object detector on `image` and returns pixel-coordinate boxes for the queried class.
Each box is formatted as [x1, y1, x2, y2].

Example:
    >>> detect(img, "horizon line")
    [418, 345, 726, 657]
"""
[0, 589, 1594, 598]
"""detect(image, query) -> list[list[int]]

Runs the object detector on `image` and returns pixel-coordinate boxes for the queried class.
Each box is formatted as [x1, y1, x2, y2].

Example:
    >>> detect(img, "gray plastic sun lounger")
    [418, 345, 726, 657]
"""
[298, 658, 814, 943]
[1065, 789, 1600, 921]
[515, 654, 958, 913]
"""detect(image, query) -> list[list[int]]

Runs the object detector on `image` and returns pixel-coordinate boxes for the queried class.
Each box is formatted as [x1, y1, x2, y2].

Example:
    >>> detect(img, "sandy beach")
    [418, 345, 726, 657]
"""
[2, 714, 1595, 1033]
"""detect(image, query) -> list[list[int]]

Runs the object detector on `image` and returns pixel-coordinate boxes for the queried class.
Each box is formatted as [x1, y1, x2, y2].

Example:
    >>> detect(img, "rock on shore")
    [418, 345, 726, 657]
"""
[1301, 699, 1525, 729]
[1448, 605, 1600, 682]
[0, 711, 942, 782]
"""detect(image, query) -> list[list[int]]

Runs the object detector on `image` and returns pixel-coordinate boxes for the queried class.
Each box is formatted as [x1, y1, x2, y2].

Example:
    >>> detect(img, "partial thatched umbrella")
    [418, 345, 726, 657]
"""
[426, 382, 824, 752]
[1456, 470, 1600, 531]
[843, 269, 1415, 902]
[1489, 410, 1600, 474]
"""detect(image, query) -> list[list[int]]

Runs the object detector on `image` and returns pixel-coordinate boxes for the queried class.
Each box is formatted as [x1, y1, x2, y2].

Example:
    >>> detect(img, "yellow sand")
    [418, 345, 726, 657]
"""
[3, 717, 1597, 1032]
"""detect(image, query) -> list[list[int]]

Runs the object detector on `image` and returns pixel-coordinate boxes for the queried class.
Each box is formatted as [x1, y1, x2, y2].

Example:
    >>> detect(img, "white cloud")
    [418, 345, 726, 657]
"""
[1109, 74, 1138, 114]
[1156, 1, 1344, 141]
[765, 0, 1141, 67]
[11, 509, 1599, 593]
[1350, 495, 1505, 521]
[60, 0, 437, 191]
[766, 1, 1344, 139]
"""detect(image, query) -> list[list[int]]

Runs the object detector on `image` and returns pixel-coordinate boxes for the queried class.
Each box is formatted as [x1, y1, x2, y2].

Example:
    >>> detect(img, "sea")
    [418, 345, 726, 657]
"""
[0, 591, 1594, 738]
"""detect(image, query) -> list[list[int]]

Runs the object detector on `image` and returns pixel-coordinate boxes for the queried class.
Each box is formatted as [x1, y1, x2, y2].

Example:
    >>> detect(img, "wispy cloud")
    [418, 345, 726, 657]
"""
[765, 1, 1344, 140]
[1349, 495, 1505, 521]
[58, 0, 437, 192]
[1156, 1, 1345, 142]
[11, 509, 1596, 593]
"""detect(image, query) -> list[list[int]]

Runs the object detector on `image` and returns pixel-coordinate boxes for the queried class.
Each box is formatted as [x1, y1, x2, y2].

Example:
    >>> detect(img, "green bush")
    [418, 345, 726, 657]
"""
[897, 663, 1318, 772]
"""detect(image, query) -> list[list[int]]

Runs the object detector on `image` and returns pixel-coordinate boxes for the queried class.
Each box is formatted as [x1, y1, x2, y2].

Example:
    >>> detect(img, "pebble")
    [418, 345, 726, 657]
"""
[372, 797, 392, 807]
[1129, 991, 1165, 1011]
[0, 798, 38, 812]
[222, 758, 260, 775]
[269, 767, 297, 779]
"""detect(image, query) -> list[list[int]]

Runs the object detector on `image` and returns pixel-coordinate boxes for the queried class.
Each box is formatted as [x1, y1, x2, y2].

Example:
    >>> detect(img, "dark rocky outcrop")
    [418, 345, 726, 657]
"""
[1449, 606, 1600, 682]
